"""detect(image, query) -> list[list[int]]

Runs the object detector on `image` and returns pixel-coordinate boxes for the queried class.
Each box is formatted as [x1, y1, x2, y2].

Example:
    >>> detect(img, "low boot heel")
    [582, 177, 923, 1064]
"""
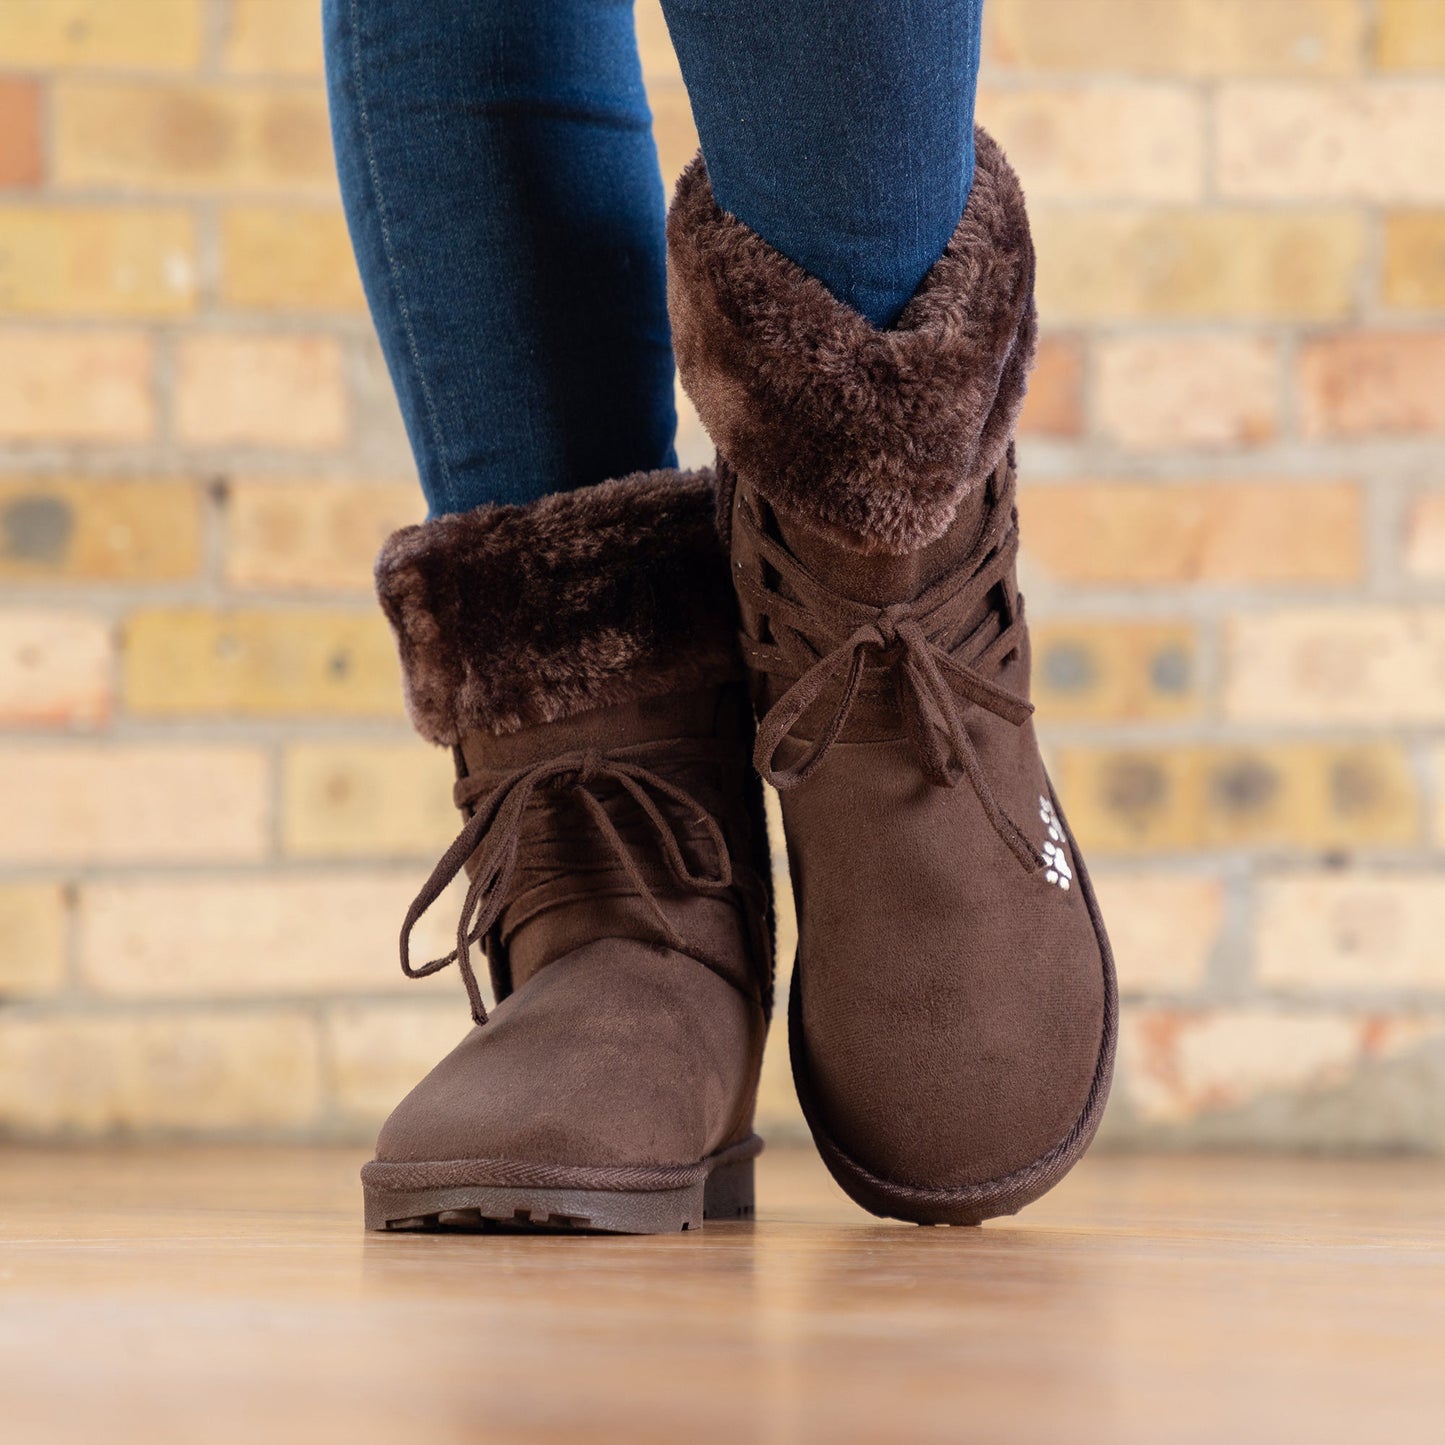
[703, 1155, 756, 1220]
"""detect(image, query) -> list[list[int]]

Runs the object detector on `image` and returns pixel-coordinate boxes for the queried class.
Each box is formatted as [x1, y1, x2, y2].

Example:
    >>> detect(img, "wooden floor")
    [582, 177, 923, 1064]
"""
[1, 1146, 1441, 1445]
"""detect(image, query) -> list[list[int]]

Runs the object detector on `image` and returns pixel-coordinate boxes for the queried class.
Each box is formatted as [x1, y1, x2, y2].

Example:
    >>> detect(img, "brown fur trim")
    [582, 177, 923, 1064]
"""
[667, 128, 1036, 556]
[375, 470, 740, 744]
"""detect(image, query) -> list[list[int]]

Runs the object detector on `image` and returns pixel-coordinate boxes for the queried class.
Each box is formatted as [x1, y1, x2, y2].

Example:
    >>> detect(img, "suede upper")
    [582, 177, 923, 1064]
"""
[667, 128, 1037, 557]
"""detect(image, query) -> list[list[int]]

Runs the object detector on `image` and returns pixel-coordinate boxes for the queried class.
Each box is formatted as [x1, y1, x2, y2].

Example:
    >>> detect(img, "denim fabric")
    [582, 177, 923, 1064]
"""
[324, 0, 678, 516]
[662, 0, 983, 330]
[324, 0, 984, 515]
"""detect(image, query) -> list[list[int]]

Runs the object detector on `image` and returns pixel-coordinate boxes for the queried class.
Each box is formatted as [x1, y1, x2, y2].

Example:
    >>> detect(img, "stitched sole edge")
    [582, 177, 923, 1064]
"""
[789, 783, 1118, 1226]
[361, 1134, 763, 1235]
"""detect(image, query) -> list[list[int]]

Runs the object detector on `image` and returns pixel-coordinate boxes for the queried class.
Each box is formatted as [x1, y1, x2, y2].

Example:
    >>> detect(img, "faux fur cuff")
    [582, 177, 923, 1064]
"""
[375, 470, 740, 744]
[667, 127, 1037, 556]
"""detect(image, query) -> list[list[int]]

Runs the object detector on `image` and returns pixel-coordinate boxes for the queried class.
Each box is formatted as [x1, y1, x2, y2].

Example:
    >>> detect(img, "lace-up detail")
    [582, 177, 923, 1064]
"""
[399, 741, 743, 1024]
[736, 470, 1042, 873]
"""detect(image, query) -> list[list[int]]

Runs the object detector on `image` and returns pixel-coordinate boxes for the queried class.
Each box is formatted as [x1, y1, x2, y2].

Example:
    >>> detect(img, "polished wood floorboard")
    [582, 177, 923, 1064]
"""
[1, 1145, 1441, 1444]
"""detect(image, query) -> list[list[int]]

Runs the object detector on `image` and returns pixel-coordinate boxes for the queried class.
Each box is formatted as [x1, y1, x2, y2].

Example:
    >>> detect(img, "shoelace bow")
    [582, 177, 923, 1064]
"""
[400, 745, 736, 1024]
[736, 493, 1042, 873]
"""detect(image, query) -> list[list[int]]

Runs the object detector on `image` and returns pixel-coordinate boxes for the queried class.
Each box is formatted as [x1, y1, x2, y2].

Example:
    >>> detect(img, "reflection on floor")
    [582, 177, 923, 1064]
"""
[1, 1145, 1441, 1444]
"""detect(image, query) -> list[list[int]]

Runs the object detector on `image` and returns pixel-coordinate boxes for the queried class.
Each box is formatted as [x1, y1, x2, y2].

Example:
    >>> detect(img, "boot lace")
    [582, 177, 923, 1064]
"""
[735, 473, 1042, 873]
[400, 742, 739, 1024]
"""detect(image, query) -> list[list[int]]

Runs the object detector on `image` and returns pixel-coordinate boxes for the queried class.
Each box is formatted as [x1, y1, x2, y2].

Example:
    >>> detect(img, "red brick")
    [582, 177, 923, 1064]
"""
[1018, 336, 1084, 438]
[0, 78, 43, 189]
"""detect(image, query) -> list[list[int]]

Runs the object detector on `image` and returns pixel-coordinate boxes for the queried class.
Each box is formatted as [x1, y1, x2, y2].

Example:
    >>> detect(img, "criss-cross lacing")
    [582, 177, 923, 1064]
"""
[399, 742, 740, 1024]
[735, 473, 1042, 873]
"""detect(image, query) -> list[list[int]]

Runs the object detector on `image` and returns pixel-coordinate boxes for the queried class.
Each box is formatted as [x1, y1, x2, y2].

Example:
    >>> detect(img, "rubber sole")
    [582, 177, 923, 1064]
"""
[362, 1134, 762, 1235]
[789, 785, 1119, 1227]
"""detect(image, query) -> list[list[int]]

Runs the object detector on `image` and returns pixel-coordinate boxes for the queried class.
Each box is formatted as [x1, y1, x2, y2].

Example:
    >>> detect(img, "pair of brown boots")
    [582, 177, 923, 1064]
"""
[363, 133, 1116, 1234]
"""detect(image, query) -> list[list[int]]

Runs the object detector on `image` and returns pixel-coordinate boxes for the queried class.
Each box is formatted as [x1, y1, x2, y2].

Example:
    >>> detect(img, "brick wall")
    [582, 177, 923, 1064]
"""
[2, 0, 1443, 1148]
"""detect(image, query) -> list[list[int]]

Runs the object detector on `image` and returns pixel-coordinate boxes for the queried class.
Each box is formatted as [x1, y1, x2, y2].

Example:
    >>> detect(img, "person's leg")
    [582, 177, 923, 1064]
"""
[660, 0, 984, 329]
[327, 1, 772, 1237]
[323, 0, 677, 516]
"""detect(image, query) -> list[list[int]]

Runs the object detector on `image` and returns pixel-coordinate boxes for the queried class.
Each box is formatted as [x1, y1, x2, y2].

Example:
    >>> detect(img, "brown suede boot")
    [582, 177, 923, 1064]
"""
[667, 129, 1116, 1225]
[362, 470, 773, 1234]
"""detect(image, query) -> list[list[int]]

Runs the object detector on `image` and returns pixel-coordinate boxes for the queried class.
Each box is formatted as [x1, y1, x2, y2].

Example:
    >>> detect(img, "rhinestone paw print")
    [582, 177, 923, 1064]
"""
[1038, 795, 1072, 891]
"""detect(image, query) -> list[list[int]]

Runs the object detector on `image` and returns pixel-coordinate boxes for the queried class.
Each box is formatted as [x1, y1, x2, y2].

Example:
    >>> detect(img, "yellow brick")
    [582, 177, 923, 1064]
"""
[1257, 873, 1445, 991]
[220, 206, 365, 313]
[79, 872, 457, 998]
[124, 608, 402, 718]
[1225, 608, 1445, 726]
[1031, 620, 1199, 722]
[0, 610, 113, 727]
[0, 1010, 322, 1137]
[985, 0, 1364, 75]
[1034, 210, 1364, 322]
[174, 334, 347, 449]
[1118, 1008, 1439, 1127]
[1376, 0, 1445, 69]
[324, 1001, 472, 1123]
[1383, 212, 1445, 310]
[224, 0, 324, 76]
[1404, 489, 1445, 579]
[1089, 874, 1222, 994]
[758, 1019, 805, 1134]
[756, 1020, 803, 1138]
[0, 0, 203, 71]
[1428, 744, 1445, 844]
[1020, 480, 1364, 587]
[1096, 336, 1279, 451]
[0, 479, 203, 583]
[0, 206, 196, 318]
[53, 80, 335, 194]
[0, 329, 153, 442]
[224, 479, 421, 593]
[0, 883, 68, 998]
[675, 384, 711, 472]
[1218, 83, 1445, 203]
[1054, 742, 1419, 856]
[282, 741, 456, 858]
[757, 786, 804, 1138]
[636, 0, 682, 85]
[977, 85, 1204, 202]
[0, 744, 269, 864]
[765, 786, 795, 970]
[650, 84, 698, 188]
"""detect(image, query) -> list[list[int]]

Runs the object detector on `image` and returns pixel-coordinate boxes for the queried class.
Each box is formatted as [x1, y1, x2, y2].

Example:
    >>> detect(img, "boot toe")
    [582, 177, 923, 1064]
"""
[373, 940, 759, 1171]
[798, 890, 1110, 1196]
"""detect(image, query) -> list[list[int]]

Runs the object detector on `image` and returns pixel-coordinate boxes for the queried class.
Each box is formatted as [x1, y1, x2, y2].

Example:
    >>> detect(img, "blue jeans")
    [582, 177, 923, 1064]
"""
[324, 0, 984, 516]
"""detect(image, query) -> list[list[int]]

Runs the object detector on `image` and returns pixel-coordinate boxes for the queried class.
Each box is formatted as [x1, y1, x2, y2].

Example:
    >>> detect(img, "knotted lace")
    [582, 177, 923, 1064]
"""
[400, 743, 736, 1024]
[736, 480, 1042, 872]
